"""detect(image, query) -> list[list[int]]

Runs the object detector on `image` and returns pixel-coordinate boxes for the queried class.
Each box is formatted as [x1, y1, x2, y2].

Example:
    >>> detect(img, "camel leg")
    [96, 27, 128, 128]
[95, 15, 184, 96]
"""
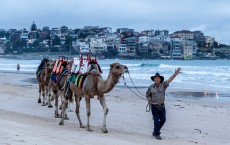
[64, 103, 69, 120]
[47, 91, 53, 108]
[99, 96, 109, 133]
[59, 93, 64, 110]
[47, 83, 53, 108]
[50, 89, 54, 101]
[45, 85, 49, 105]
[53, 90, 60, 118]
[75, 94, 84, 128]
[38, 84, 41, 103]
[59, 98, 68, 125]
[59, 91, 69, 119]
[59, 87, 73, 125]
[85, 96, 92, 131]
[41, 85, 46, 106]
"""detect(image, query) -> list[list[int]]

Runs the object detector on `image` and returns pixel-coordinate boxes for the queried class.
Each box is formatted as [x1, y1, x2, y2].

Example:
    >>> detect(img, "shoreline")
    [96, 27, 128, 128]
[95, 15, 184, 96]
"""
[1, 70, 229, 102]
[1, 53, 230, 60]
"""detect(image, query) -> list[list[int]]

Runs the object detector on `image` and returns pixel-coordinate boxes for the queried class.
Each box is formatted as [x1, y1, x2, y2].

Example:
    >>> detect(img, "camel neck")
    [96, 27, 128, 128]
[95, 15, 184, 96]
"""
[97, 73, 118, 93]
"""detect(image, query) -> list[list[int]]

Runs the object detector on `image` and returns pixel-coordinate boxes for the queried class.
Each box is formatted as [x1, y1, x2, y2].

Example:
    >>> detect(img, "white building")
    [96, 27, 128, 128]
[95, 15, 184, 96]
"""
[171, 37, 197, 59]
[181, 40, 194, 60]
[73, 41, 90, 53]
[0, 37, 7, 44]
[153, 35, 171, 42]
[139, 36, 150, 43]
[171, 37, 183, 59]
[90, 41, 107, 53]
[118, 43, 127, 53]
[21, 29, 29, 40]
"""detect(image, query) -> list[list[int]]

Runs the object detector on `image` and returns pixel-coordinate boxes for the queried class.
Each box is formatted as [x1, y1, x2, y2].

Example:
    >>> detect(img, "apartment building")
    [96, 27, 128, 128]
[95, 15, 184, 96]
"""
[171, 30, 193, 40]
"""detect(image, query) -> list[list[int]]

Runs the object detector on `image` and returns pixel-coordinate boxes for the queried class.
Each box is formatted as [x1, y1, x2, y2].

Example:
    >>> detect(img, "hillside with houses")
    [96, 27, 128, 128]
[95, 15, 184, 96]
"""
[0, 22, 229, 59]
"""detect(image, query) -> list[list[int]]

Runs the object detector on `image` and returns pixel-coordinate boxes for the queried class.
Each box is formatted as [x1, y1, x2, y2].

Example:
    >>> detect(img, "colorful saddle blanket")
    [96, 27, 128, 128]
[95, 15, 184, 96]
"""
[51, 69, 69, 84]
[69, 73, 88, 88]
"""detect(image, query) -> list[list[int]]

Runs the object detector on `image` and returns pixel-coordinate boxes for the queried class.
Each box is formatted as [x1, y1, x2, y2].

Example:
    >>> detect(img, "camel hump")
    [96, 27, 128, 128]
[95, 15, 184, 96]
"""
[89, 69, 100, 76]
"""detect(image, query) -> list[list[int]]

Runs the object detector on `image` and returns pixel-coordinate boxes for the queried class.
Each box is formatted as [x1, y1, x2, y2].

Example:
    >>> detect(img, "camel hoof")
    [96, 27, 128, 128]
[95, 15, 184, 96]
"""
[38, 99, 41, 103]
[87, 127, 93, 131]
[59, 122, 64, 125]
[101, 128, 108, 133]
[80, 125, 85, 128]
[48, 105, 53, 108]
[55, 114, 60, 118]
[41, 104, 46, 106]
[64, 117, 69, 120]
[59, 106, 62, 110]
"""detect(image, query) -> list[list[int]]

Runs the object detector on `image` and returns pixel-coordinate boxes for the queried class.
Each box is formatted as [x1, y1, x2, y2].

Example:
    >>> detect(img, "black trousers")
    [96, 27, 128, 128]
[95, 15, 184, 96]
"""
[151, 104, 166, 136]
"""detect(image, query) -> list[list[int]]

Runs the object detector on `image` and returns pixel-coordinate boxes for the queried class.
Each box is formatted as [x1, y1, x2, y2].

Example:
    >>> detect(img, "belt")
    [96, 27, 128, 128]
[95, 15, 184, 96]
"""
[152, 103, 164, 106]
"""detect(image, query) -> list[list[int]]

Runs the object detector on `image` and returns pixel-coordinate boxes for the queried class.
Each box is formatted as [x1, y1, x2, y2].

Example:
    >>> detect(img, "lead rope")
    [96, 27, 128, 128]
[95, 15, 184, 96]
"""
[122, 75, 151, 112]
[146, 103, 151, 112]
[127, 72, 146, 97]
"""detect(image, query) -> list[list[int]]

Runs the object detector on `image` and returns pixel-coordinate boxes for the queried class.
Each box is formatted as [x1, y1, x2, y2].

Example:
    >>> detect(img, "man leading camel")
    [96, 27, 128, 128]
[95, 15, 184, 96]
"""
[146, 68, 182, 140]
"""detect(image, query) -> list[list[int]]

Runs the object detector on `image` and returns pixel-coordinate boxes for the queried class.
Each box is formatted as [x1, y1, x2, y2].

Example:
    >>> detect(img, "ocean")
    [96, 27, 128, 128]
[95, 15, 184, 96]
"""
[1, 57, 230, 100]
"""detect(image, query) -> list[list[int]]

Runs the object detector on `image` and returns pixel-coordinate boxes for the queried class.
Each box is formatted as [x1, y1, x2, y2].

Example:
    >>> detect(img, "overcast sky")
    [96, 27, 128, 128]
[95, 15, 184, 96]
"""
[0, 0, 230, 44]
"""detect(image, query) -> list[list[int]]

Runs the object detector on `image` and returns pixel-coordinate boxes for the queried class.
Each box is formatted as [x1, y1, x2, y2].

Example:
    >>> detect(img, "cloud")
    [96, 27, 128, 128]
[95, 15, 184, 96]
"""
[0, 0, 230, 44]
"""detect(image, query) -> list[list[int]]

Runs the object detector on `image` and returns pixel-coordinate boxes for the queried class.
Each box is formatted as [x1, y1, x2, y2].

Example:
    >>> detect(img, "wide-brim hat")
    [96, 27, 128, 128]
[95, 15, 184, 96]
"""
[151, 72, 164, 83]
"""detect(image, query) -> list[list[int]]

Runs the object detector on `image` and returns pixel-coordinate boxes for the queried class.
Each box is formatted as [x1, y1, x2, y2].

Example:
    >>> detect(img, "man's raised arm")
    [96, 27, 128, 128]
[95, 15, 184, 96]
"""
[167, 68, 182, 84]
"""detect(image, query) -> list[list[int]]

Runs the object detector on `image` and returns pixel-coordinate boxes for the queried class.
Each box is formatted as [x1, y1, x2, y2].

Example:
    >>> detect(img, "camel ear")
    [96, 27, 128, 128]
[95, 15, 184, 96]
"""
[110, 63, 114, 68]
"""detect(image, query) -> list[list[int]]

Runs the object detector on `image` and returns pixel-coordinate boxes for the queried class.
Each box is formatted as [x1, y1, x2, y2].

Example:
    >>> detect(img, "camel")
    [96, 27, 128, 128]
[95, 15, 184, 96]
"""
[50, 60, 71, 118]
[59, 62, 128, 133]
[36, 59, 54, 107]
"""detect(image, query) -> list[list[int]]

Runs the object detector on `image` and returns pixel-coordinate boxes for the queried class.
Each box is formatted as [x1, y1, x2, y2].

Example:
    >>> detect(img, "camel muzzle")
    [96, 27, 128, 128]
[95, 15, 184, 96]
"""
[124, 66, 129, 73]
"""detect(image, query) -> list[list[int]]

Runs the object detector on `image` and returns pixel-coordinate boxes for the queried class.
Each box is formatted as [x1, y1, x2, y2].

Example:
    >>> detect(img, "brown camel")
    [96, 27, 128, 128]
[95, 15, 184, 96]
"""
[50, 60, 71, 118]
[36, 59, 54, 107]
[59, 62, 128, 133]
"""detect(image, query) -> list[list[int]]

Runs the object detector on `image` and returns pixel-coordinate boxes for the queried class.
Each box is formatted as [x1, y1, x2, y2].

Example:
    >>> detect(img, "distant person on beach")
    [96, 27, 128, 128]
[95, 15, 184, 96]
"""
[17, 64, 20, 71]
[146, 68, 182, 140]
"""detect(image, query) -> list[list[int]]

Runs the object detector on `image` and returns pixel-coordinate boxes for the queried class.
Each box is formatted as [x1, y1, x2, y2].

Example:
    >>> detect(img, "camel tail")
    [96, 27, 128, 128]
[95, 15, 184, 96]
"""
[64, 83, 73, 103]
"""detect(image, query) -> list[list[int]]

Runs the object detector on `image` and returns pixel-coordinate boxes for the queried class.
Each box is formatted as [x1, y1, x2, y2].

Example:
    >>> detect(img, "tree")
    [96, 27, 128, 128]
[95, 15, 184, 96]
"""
[102, 46, 118, 58]
[4, 41, 13, 54]
[31, 21, 37, 31]
[63, 36, 72, 51]
[52, 36, 61, 46]
[32, 40, 40, 48]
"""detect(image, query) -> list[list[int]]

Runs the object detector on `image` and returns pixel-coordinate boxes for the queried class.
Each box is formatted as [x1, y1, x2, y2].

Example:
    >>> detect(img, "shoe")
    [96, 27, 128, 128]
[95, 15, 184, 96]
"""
[156, 135, 162, 140]
[152, 132, 155, 137]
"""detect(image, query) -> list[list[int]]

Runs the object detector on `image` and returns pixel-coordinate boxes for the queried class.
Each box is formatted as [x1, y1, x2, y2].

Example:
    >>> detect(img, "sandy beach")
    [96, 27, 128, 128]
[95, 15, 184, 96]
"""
[0, 71, 230, 145]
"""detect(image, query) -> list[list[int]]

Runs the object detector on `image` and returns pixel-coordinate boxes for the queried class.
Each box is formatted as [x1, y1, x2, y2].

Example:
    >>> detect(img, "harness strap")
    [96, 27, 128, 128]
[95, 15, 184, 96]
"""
[36, 64, 46, 77]
[57, 69, 69, 86]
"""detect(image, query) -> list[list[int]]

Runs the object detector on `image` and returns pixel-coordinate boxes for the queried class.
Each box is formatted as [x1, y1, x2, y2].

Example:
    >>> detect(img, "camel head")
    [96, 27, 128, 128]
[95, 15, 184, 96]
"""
[110, 63, 128, 78]
[46, 59, 54, 75]
[62, 60, 72, 70]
